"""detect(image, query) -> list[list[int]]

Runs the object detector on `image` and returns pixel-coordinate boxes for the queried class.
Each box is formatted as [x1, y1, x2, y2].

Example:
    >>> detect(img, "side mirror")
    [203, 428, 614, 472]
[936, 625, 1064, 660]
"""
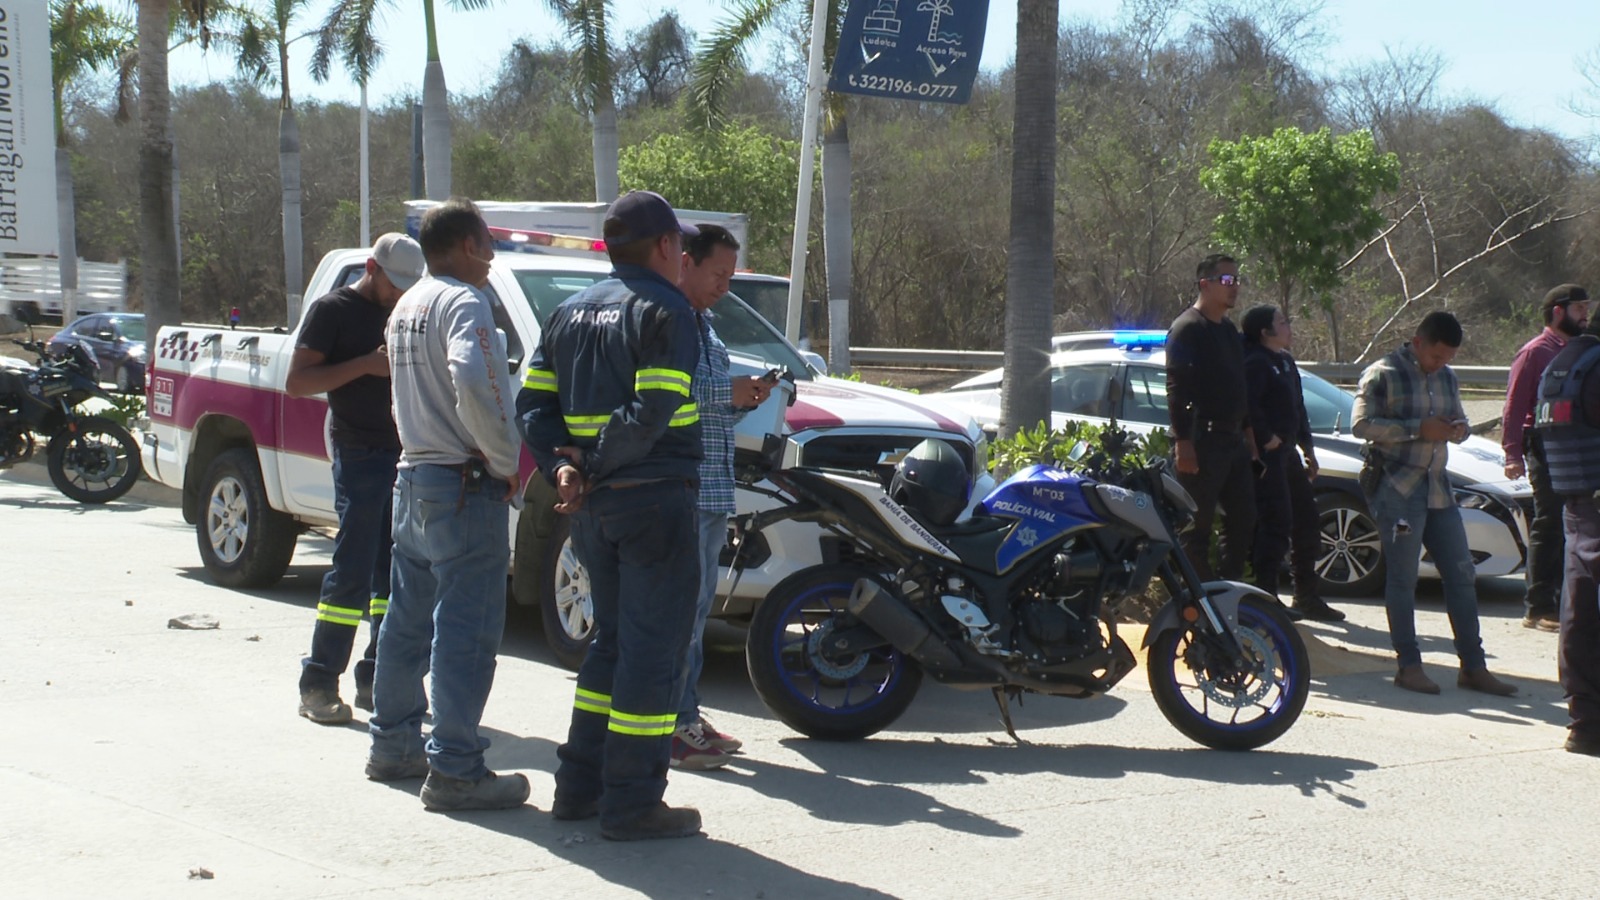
[14, 305, 39, 326]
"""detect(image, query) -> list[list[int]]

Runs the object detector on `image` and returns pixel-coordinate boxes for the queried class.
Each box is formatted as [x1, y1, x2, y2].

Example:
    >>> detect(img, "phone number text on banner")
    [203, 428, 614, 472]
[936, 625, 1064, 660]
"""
[828, 0, 991, 106]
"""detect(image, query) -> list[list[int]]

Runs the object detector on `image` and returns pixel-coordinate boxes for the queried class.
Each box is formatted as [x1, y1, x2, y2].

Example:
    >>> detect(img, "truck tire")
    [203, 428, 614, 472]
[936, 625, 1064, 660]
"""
[539, 515, 594, 670]
[196, 448, 297, 588]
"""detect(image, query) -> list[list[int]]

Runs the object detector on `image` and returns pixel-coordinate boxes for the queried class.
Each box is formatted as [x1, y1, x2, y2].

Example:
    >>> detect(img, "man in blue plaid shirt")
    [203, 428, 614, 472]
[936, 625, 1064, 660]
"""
[1353, 311, 1518, 698]
[671, 225, 774, 769]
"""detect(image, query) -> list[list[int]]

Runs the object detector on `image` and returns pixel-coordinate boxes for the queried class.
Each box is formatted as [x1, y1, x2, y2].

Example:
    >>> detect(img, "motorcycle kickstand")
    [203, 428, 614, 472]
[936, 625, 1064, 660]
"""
[991, 686, 1026, 745]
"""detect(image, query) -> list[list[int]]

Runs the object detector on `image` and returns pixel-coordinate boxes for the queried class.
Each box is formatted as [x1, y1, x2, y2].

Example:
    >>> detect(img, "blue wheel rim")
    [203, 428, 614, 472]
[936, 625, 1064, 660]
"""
[1168, 602, 1301, 733]
[767, 579, 910, 716]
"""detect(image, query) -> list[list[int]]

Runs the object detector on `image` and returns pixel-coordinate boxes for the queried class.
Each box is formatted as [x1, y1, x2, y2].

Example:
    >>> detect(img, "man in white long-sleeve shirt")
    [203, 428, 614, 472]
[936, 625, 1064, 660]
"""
[366, 199, 531, 812]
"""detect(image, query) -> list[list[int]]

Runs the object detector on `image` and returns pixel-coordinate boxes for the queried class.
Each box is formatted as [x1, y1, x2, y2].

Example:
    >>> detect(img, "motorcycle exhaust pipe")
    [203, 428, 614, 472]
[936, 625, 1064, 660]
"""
[847, 578, 964, 670]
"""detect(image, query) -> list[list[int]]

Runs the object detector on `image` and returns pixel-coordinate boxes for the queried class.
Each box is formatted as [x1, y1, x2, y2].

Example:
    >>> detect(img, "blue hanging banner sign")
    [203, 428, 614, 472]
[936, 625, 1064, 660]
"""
[828, 0, 991, 105]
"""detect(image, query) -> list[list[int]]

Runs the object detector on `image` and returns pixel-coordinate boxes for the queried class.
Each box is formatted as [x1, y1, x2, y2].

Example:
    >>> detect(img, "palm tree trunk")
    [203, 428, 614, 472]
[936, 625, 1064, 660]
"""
[421, 60, 452, 200]
[360, 82, 370, 246]
[137, 0, 180, 339]
[591, 97, 620, 203]
[56, 145, 79, 323]
[280, 105, 304, 327]
[821, 118, 852, 375]
[1000, 0, 1059, 441]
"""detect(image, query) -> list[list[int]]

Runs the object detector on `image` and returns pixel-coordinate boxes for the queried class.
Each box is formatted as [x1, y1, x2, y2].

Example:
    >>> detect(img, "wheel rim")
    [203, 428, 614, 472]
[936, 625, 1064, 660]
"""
[1164, 603, 1300, 733]
[206, 474, 250, 564]
[767, 580, 910, 716]
[554, 539, 594, 642]
[1316, 503, 1382, 586]
[62, 430, 133, 491]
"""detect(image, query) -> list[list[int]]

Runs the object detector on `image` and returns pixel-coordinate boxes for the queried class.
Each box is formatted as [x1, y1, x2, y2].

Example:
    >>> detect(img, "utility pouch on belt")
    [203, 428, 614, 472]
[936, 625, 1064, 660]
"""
[1358, 446, 1382, 496]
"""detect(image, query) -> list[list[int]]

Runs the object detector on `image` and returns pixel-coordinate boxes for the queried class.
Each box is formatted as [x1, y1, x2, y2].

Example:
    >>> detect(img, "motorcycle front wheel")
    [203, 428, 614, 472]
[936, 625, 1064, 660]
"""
[746, 565, 922, 741]
[46, 415, 141, 504]
[1147, 595, 1309, 751]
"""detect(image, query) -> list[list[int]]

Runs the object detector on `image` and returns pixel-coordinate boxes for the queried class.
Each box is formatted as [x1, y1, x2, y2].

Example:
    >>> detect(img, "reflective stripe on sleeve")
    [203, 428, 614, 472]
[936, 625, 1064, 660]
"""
[635, 367, 692, 397]
[563, 413, 610, 437]
[368, 597, 389, 617]
[523, 368, 559, 392]
[668, 402, 699, 428]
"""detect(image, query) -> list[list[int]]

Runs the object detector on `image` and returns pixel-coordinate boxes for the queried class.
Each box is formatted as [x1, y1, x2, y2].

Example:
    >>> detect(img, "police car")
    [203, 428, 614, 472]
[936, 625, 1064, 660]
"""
[930, 332, 1532, 596]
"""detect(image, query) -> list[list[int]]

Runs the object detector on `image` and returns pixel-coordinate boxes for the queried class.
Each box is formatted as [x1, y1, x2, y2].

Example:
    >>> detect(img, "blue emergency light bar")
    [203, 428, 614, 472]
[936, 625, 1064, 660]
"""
[1111, 330, 1167, 348]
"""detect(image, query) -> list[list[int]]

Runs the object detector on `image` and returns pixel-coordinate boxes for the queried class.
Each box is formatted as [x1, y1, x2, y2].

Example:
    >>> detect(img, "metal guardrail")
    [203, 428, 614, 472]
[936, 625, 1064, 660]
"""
[850, 346, 1510, 388]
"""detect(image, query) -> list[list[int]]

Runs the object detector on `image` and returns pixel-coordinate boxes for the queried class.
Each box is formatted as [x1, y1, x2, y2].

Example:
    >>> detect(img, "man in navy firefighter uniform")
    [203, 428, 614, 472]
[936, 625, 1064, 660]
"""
[1534, 298, 1600, 757]
[516, 190, 707, 839]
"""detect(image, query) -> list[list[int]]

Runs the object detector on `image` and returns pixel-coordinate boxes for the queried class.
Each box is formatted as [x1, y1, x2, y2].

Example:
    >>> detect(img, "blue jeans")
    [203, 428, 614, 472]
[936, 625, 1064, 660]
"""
[677, 509, 729, 724]
[369, 464, 510, 780]
[554, 479, 698, 823]
[300, 443, 398, 694]
[1367, 481, 1486, 670]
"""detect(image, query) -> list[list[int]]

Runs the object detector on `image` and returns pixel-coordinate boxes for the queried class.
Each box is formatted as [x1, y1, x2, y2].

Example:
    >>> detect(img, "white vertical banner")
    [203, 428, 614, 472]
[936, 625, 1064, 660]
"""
[0, 3, 58, 256]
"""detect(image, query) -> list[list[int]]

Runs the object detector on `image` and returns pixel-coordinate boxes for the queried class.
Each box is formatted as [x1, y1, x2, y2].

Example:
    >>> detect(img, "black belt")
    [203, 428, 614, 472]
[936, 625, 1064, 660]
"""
[591, 476, 698, 494]
[1195, 418, 1241, 435]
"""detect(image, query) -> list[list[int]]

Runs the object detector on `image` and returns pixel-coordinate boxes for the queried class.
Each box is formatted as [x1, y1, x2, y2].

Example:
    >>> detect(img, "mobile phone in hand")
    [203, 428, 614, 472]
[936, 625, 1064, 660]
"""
[761, 367, 783, 384]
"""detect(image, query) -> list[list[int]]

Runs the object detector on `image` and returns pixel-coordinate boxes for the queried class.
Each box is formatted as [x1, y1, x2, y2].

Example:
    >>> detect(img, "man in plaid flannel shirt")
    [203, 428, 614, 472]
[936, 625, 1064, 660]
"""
[1353, 311, 1517, 697]
[670, 225, 774, 770]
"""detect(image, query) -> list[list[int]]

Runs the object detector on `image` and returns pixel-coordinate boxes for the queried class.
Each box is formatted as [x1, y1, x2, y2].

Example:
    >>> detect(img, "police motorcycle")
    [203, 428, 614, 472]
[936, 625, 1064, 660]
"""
[1, 311, 141, 503]
[729, 423, 1309, 750]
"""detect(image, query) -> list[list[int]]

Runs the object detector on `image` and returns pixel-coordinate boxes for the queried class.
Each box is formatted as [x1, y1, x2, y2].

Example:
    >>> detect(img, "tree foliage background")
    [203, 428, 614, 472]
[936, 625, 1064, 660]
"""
[54, 3, 1600, 363]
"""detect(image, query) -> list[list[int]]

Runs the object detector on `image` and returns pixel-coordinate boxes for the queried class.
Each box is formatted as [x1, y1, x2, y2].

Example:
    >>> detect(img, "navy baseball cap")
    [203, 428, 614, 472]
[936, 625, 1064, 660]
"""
[603, 191, 698, 247]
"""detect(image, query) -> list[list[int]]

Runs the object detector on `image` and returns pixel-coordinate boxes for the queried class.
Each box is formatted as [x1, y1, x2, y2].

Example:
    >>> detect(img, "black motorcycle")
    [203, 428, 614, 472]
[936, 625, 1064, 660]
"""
[730, 425, 1309, 751]
[1, 320, 142, 504]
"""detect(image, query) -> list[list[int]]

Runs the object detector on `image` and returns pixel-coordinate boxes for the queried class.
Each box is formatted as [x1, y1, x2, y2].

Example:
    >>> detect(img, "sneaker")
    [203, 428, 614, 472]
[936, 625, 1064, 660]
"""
[366, 755, 430, 782]
[299, 688, 353, 725]
[420, 770, 531, 811]
[353, 681, 374, 713]
[1522, 612, 1560, 632]
[696, 716, 743, 753]
[670, 723, 731, 770]
[600, 803, 702, 842]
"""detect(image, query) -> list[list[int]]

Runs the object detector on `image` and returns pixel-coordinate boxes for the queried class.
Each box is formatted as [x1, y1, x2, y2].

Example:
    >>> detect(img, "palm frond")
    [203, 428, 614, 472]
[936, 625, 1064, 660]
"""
[559, 0, 614, 112]
[235, 19, 275, 86]
[310, 0, 387, 85]
[687, 0, 782, 132]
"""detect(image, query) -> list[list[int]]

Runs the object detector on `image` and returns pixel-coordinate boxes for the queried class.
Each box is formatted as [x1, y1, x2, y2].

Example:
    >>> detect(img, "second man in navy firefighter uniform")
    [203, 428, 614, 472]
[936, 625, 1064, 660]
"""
[1532, 303, 1600, 756]
[516, 191, 706, 841]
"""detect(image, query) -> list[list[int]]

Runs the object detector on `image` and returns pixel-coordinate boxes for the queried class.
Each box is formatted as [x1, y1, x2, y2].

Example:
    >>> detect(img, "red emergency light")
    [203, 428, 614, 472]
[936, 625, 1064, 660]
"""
[487, 226, 607, 255]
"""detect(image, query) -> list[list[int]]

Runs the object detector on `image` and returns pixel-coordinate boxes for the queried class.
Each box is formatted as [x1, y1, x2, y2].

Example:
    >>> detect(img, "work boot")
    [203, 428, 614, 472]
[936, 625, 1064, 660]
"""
[1457, 667, 1518, 697]
[697, 715, 743, 753]
[1565, 733, 1600, 756]
[551, 794, 600, 821]
[600, 803, 703, 842]
[420, 770, 531, 811]
[1393, 665, 1440, 695]
[1291, 596, 1346, 623]
[1521, 612, 1560, 633]
[353, 680, 374, 713]
[365, 755, 430, 782]
[298, 688, 353, 725]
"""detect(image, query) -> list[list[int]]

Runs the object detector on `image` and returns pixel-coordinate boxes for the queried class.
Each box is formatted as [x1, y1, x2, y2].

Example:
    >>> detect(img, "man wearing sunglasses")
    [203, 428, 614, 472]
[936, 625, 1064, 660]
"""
[1166, 254, 1262, 583]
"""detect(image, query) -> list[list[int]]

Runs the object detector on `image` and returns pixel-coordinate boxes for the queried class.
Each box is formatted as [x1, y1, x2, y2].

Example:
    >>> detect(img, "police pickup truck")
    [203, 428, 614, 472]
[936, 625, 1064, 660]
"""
[141, 243, 991, 667]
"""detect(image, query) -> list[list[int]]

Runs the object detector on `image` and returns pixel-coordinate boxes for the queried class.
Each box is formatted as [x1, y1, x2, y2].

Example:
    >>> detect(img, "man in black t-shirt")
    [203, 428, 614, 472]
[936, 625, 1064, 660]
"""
[1166, 253, 1260, 583]
[288, 233, 425, 725]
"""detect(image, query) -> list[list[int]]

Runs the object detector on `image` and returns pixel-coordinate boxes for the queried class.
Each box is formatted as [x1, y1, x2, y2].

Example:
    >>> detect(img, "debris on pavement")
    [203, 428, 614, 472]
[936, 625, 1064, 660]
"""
[168, 614, 220, 630]
[187, 867, 214, 880]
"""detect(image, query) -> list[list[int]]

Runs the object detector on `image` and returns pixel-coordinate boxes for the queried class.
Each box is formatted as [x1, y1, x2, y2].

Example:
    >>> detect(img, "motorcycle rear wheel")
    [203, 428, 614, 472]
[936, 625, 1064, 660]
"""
[1147, 595, 1309, 751]
[46, 416, 141, 504]
[746, 565, 922, 741]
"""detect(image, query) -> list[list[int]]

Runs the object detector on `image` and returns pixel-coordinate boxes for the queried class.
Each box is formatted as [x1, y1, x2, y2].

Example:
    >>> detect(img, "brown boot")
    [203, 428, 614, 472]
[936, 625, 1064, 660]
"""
[1394, 665, 1440, 694]
[1457, 667, 1518, 697]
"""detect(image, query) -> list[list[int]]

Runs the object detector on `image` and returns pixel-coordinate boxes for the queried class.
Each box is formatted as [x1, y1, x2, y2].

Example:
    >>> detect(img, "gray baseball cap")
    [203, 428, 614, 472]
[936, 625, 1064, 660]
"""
[373, 233, 426, 291]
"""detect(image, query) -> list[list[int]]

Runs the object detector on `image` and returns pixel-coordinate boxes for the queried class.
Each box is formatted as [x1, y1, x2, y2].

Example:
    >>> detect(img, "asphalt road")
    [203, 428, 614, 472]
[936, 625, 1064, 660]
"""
[2, 461, 1595, 899]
